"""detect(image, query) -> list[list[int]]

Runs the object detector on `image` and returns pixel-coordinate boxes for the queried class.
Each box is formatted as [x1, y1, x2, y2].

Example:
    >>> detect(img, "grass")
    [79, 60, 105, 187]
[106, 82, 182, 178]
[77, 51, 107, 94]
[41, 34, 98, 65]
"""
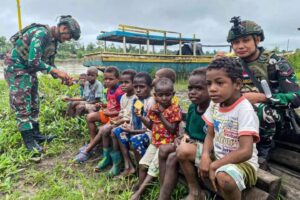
[0, 76, 188, 200]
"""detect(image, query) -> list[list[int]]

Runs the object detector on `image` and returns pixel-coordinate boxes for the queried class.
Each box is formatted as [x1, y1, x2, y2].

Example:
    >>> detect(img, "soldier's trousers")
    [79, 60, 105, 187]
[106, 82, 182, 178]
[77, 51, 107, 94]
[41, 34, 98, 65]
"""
[4, 69, 39, 132]
[255, 103, 281, 160]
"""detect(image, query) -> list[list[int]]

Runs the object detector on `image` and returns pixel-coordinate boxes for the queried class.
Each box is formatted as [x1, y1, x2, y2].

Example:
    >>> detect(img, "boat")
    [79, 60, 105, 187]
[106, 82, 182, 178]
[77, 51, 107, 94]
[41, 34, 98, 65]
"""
[83, 24, 228, 74]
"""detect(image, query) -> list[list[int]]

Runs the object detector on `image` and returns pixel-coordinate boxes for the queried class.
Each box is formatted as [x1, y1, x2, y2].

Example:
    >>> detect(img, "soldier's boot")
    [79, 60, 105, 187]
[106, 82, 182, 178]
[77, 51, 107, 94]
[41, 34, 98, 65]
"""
[33, 122, 56, 144]
[20, 130, 43, 155]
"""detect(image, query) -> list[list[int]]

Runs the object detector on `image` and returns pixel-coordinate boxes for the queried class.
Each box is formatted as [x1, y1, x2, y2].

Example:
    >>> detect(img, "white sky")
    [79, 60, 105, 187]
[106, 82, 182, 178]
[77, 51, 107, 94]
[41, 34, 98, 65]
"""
[1, 0, 300, 51]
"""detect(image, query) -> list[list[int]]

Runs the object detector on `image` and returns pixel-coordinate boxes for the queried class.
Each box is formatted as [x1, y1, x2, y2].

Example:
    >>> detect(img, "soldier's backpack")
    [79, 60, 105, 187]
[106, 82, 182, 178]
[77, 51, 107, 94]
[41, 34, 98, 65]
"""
[9, 23, 49, 61]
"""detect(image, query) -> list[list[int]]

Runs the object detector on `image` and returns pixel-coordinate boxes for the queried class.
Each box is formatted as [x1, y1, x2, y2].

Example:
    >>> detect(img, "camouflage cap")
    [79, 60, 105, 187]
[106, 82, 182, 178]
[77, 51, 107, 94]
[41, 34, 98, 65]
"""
[58, 15, 81, 40]
[227, 16, 264, 42]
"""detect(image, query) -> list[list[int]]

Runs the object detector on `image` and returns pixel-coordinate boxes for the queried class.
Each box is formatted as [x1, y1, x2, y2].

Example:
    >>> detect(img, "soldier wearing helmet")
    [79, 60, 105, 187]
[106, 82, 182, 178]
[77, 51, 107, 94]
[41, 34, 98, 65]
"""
[3, 15, 80, 155]
[227, 16, 300, 170]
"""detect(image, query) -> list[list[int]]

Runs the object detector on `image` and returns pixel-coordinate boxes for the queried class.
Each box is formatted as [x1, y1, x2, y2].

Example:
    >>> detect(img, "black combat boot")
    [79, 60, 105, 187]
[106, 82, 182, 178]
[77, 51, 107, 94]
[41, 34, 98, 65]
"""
[32, 122, 56, 143]
[20, 130, 43, 155]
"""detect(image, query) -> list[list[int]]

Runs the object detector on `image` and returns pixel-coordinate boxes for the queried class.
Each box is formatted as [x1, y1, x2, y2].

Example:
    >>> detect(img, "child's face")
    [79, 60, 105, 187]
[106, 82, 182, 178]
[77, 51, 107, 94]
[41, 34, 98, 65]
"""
[188, 75, 209, 105]
[104, 72, 119, 89]
[206, 69, 241, 106]
[154, 85, 174, 108]
[120, 74, 134, 94]
[78, 75, 87, 86]
[87, 71, 97, 84]
[133, 78, 152, 100]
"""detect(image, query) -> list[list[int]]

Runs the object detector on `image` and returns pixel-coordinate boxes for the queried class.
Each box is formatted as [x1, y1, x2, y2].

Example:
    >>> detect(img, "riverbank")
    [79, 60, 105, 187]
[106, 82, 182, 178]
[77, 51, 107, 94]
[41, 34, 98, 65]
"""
[0, 59, 87, 80]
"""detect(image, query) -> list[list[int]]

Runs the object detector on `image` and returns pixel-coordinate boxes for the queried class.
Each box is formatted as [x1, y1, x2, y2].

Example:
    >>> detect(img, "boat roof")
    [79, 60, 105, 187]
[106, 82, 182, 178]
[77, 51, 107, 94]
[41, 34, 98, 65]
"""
[96, 30, 200, 46]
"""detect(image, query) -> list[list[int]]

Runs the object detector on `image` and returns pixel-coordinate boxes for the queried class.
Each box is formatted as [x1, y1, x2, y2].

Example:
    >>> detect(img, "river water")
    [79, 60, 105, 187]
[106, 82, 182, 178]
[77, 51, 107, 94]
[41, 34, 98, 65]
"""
[0, 60, 87, 80]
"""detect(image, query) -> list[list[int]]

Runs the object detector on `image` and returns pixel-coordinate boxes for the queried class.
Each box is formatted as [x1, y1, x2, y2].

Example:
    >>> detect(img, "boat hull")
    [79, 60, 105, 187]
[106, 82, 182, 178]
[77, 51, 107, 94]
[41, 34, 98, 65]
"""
[83, 52, 212, 73]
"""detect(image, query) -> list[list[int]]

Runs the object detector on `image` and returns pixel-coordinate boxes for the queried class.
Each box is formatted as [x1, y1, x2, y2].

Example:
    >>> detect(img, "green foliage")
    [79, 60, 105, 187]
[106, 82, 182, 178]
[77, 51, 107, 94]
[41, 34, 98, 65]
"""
[287, 51, 300, 72]
[0, 77, 188, 199]
[0, 36, 12, 53]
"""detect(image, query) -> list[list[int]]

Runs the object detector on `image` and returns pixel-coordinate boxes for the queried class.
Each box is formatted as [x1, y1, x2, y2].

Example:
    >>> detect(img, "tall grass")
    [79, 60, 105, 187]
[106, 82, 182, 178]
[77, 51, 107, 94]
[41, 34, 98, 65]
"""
[0, 76, 188, 199]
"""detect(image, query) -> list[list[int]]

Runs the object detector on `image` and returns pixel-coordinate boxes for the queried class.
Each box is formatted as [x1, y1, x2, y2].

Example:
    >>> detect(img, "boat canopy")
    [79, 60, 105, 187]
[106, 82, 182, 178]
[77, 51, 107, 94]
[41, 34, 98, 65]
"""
[97, 30, 200, 46]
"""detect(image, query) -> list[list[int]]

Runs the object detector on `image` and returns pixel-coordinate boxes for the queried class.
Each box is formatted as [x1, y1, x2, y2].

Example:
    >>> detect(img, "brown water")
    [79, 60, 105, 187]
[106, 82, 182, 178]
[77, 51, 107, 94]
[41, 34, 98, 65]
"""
[0, 60, 87, 80]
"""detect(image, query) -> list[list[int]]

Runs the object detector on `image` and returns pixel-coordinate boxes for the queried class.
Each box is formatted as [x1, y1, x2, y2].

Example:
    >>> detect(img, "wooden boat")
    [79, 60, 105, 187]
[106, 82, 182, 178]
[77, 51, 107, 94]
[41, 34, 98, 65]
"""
[83, 24, 228, 73]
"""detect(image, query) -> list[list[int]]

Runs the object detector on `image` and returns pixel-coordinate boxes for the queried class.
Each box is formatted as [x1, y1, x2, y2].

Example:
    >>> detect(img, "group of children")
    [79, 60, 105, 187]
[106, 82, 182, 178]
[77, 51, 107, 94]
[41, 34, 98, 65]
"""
[64, 56, 260, 200]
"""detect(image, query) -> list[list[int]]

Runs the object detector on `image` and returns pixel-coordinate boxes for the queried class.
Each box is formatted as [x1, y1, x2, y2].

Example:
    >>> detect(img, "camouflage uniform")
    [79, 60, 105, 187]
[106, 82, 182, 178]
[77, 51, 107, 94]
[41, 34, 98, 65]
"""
[227, 17, 300, 162]
[240, 47, 300, 160]
[4, 25, 57, 132]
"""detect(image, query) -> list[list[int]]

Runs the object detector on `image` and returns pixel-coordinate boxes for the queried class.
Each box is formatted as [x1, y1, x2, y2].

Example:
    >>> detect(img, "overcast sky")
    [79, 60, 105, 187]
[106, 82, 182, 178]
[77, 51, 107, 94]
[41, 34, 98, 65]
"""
[1, 0, 300, 51]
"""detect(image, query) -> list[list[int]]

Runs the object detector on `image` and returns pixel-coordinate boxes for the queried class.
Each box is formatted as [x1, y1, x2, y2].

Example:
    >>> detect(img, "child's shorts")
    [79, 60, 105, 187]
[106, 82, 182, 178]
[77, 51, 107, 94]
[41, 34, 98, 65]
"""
[194, 142, 203, 167]
[113, 127, 150, 156]
[197, 152, 257, 191]
[139, 144, 159, 177]
[98, 110, 110, 124]
[216, 163, 257, 191]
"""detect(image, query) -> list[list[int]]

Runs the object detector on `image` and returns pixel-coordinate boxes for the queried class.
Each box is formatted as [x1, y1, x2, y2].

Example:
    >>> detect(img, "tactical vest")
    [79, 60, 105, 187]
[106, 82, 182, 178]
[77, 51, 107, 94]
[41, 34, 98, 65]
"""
[240, 50, 278, 94]
[10, 23, 57, 67]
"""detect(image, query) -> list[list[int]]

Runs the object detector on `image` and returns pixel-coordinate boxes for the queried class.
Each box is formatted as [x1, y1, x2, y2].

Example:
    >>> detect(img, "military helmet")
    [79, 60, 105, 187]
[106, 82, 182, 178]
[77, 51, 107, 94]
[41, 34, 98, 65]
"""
[227, 16, 264, 43]
[58, 15, 81, 40]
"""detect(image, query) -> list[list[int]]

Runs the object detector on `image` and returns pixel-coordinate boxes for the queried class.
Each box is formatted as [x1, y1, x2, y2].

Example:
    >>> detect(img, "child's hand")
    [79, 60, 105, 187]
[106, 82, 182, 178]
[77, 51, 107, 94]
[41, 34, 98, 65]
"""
[181, 134, 190, 143]
[95, 102, 103, 109]
[65, 76, 75, 86]
[209, 162, 218, 192]
[152, 109, 162, 117]
[173, 137, 181, 147]
[62, 97, 70, 102]
[134, 108, 142, 117]
[199, 153, 212, 180]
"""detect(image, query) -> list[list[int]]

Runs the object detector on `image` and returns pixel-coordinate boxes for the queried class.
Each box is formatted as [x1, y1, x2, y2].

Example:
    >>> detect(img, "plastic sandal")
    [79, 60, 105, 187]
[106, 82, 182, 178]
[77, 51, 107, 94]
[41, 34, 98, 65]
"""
[74, 150, 91, 163]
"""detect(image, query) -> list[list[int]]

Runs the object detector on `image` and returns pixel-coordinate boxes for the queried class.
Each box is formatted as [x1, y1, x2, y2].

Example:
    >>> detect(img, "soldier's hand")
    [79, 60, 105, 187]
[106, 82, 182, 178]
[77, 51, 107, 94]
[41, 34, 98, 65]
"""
[243, 92, 267, 104]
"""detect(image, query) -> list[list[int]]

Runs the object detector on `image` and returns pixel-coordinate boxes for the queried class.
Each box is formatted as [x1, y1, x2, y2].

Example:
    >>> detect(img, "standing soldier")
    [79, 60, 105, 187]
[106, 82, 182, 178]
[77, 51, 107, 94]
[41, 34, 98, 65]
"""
[226, 16, 300, 169]
[4, 15, 81, 155]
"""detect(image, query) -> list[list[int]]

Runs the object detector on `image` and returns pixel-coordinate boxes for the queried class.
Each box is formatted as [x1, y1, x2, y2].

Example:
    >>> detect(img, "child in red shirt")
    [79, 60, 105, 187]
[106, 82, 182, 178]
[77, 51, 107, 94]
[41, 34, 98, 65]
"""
[131, 77, 182, 200]
[75, 66, 124, 163]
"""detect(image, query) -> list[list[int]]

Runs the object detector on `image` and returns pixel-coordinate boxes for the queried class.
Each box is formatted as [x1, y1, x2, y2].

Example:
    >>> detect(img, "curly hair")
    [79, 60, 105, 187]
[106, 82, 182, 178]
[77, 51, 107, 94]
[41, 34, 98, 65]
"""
[104, 66, 120, 78]
[207, 57, 243, 82]
[190, 67, 206, 77]
[121, 69, 137, 82]
[154, 77, 174, 91]
[133, 72, 152, 87]
[155, 68, 176, 83]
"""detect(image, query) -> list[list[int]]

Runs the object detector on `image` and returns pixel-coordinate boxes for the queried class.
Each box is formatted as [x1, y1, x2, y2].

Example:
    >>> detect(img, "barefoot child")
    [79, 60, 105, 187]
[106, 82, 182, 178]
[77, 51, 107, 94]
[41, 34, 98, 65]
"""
[74, 66, 124, 163]
[200, 57, 260, 200]
[113, 72, 155, 177]
[158, 68, 210, 200]
[131, 77, 182, 200]
[63, 67, 103, 116]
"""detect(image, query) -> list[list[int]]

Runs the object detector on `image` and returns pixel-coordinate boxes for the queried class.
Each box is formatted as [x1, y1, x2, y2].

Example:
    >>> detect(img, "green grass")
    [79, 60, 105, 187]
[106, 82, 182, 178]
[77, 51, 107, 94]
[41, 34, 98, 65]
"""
[0, 76, 188, 200]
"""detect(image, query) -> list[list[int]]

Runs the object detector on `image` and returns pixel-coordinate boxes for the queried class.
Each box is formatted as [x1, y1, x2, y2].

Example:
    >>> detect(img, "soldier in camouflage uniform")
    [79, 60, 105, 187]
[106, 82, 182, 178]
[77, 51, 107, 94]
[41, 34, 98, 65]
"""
[4, 15, 81, 154]
[226, 17, 300, 169]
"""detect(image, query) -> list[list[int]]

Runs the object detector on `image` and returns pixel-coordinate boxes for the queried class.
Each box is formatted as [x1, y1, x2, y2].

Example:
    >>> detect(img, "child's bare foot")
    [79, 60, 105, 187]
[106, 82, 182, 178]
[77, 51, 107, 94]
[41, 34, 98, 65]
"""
[120, 167, 136, 177]
[181, 190, 206, 200]
[131, 183, 139, 192]
[130, 192, 141, 200]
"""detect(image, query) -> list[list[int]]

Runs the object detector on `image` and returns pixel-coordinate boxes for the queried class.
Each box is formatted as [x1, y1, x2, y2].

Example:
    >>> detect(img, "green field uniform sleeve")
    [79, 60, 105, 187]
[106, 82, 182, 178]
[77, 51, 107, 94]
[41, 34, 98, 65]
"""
[27, 29, 54, 73]
[271, 56, 300, 107]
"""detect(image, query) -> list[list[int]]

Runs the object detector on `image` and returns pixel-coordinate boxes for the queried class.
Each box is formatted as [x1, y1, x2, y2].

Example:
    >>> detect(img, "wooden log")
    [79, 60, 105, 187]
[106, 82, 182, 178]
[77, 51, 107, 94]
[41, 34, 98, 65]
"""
[256, 169, 281, 199]
[242, 187, 271, 200]
[269, 162, 300, 200]
[270, 147, 300, 172]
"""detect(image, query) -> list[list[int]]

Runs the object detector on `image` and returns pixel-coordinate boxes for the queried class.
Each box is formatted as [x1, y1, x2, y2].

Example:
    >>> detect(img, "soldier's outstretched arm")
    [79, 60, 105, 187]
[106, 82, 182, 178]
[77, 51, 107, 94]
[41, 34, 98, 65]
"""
[50, 68, 74, 86]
